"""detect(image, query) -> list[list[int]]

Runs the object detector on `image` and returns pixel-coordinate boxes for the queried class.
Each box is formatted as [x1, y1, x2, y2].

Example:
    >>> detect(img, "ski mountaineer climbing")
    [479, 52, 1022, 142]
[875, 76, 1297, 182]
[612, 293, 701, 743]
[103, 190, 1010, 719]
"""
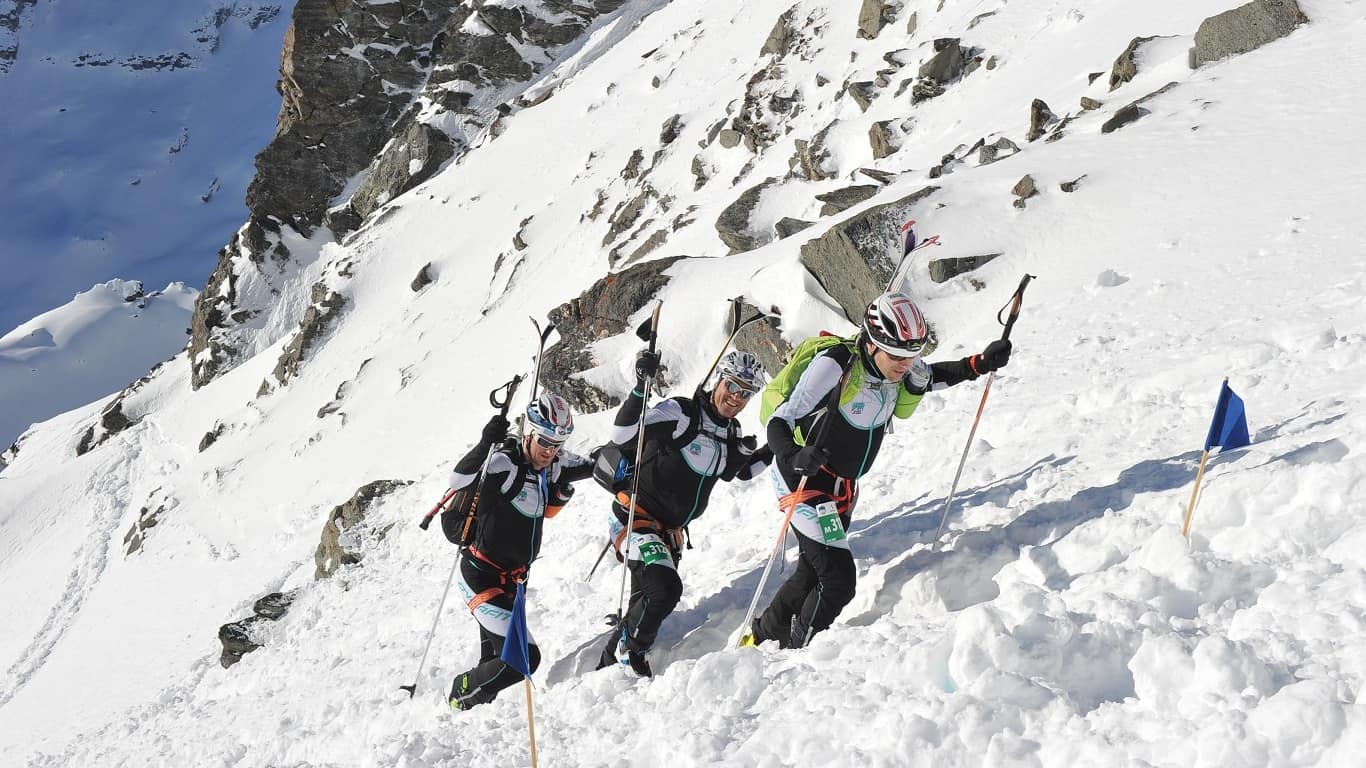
[743, 291, 1012, 649]
[596, 351, 775, 677]
[448, 392, 592, 710]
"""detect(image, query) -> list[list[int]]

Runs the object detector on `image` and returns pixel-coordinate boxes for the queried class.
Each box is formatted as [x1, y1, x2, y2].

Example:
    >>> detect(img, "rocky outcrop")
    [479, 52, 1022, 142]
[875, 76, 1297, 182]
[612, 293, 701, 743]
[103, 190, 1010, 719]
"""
[315, 480, 410, 580]
[347, 121, 457, 221]
[122, 491, 174, 556]
[1109, 36, 1158, 91]
[1027, 99, 1056, 142]
[218, 591, 297, 669]
[869, 120, 897, 160]
[190, 0, 629, 390]
[1102, 81, 1179, 134]
[816, 185, 880, 217]
[1191, 0, 1307, 68]
[272, 284, 348, 387]
[978, 137, 1020, 165]
[798, 186, 939, 323]
[716, 178, 780, 253]
[542, 257, 686, 412]
[929, 254, 1002, 283]
[775, 217, 815, 239]
[734, 302, 790, 382]
[1012, 175, 1038, 208]
[857, 0, 892, 40]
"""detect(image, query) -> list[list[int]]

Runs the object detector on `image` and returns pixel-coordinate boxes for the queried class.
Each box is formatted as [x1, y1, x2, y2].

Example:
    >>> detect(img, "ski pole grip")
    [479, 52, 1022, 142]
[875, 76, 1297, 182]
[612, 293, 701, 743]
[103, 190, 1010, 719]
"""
[999, 274, 1035, 342]
[645, 301, 662, 354]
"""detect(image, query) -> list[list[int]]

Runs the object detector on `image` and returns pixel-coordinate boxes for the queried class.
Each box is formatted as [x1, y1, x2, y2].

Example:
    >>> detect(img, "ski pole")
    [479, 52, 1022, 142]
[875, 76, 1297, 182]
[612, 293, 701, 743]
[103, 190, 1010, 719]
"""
[931, 274, 1035, 549]
[400, 552, 460, 698]
[615, 302, 662, 625]
[584, 539, 612, 582]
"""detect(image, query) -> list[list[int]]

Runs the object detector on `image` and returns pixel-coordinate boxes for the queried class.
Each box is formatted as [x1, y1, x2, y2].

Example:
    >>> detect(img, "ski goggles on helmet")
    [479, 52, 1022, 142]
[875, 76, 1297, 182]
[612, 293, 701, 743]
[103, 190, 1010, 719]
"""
[721, 377, 759, 399]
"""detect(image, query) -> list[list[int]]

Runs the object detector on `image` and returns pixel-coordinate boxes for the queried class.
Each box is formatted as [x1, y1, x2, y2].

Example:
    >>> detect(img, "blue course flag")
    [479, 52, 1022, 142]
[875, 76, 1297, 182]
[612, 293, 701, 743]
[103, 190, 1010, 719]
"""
[500, 582, 533, 678]
[1204, 380, 1251, 452]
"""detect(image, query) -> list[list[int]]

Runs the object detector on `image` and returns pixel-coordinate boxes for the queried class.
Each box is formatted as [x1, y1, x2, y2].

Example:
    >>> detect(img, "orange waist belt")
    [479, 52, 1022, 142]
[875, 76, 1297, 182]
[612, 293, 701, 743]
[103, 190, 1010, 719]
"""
[612, 492, 685, 559]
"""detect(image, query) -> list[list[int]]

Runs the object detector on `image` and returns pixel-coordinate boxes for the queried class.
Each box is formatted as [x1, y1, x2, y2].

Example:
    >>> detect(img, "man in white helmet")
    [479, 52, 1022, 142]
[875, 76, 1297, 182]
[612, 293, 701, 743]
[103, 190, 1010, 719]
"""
[596, 350, 775, 677]
[445, 392, 592, 710]
[745, 291, 1011, 649]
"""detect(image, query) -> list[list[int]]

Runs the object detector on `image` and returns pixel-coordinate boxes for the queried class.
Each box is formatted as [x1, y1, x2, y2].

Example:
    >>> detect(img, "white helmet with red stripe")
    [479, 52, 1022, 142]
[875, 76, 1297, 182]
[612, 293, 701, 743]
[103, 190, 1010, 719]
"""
[525, 392, 574, 442]
[863, 291, 931, 356]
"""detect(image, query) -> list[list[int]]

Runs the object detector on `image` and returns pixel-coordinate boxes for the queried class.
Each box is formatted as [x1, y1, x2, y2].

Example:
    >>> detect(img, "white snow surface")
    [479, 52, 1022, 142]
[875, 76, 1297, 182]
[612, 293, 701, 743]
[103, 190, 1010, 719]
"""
[3, 0, 1366, 766]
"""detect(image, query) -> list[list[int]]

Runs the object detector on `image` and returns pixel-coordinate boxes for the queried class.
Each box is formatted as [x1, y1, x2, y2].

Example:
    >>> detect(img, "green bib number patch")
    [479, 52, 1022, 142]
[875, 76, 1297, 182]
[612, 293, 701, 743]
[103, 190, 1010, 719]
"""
[816, 501, 846, 544]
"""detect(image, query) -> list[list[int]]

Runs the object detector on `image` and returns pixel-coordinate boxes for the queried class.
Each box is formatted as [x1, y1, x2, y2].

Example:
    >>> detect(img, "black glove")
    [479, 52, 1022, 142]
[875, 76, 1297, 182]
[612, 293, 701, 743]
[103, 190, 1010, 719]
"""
[971, 339, 1012, 375]
[635, 350, 661, 381]
[480, 414, 510, 445]
[752, 444, 775, 467]
[792, 444, 828, 475]
[549, 482, 575, 506]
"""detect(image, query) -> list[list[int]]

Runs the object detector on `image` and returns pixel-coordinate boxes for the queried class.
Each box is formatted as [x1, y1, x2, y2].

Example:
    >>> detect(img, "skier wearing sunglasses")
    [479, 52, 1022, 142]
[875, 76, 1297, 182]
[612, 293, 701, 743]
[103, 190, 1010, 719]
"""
[597, 350, 775, 676]
[744, 291, 1012, 650]
[447, 391, 592, 710]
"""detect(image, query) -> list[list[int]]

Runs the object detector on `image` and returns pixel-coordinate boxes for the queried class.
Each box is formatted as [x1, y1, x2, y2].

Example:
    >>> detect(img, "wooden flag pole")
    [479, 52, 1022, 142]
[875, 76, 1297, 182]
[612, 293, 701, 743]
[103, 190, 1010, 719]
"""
[524, 678, 539, 768]
[1181, 449, 1211, 538]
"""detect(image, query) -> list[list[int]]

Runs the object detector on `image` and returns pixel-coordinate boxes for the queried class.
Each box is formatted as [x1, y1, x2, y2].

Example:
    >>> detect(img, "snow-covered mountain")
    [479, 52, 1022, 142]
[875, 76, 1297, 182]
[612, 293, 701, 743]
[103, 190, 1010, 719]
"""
[0, 279, 196, 450]
[3, 0, 1365, 766]
[0, 0, 290, 337]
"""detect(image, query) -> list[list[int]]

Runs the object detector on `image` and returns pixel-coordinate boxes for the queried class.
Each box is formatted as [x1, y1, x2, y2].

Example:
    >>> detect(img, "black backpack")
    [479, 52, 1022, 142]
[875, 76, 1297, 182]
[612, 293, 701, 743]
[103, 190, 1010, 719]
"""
[591, 396, 740, 494]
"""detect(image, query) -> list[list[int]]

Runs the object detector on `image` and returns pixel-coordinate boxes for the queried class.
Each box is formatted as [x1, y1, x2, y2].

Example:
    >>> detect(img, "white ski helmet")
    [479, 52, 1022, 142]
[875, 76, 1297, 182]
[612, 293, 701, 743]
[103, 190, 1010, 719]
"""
[525, 392, 574, 442]
[864, 291, 931, 356]
[716, 350, 764, 393]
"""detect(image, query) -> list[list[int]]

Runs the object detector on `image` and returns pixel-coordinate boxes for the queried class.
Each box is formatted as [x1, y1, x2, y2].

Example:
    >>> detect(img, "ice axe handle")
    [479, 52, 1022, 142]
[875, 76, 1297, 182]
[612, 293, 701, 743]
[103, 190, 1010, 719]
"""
[998, 274, 1035, 342]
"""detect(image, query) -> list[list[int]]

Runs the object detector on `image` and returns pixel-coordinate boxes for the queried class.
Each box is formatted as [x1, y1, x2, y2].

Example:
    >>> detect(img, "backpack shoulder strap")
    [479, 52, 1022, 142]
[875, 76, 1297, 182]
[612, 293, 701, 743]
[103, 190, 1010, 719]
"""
[667, 396, 703, 450]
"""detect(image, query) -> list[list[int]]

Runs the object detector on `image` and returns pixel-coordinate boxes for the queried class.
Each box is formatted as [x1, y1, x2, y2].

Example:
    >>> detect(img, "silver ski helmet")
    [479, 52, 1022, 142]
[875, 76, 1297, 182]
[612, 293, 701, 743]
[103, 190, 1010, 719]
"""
[716, 350, 764, 393]
[525, 392, 574, 443]
[864, 291, 931, 357]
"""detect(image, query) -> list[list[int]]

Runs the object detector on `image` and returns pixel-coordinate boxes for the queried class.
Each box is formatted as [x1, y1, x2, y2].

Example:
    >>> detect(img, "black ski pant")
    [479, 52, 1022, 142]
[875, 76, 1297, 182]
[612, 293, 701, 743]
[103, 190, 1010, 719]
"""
[620, 556, 684, 652]
[756, 525, 857, 648]
[450, 557, 541, 708]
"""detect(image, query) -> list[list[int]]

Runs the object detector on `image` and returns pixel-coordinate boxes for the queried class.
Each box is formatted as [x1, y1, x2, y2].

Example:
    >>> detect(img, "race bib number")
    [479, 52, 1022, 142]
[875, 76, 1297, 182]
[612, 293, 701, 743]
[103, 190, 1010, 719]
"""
[816, 501, 845, 544]
[638, 540, 671, 565]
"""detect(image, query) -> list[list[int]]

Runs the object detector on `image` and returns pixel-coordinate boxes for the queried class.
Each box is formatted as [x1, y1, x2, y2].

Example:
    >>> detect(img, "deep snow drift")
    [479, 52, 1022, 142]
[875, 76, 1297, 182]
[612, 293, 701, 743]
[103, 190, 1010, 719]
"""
[2, 1, 1365, 766]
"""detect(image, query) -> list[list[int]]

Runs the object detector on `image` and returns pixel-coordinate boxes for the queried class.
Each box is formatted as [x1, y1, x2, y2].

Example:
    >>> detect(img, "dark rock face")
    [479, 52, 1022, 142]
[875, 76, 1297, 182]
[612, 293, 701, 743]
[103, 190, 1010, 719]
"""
[798, 186, 939, 323]
[315, 479, 411, 580]
[411, 263, 435, 292]
[775, 217, 815, 239]
[348, 121, 456, 221]
[1191, 0, 1307, 68]
[272, 284, 348, 387]
[929, 254, 1002, 283]
[761, 7, 797, 56]
[716, 178, 780, 253]
[816, 185, 880, 217]
[869, 120, 897, 160]
[919, 38, 963, 83]
[218, 591, 298, 668]
[1102, 103, 1149, 133]
[542, 256, 687, 412]
[1027, 99, 1056, 142]
[1109, 36, 1158, 91]
[857, 0, 891, 40]
[191, 0, 630, 390]
[733, 302, 790, 382]
[247, 1, 463, 231]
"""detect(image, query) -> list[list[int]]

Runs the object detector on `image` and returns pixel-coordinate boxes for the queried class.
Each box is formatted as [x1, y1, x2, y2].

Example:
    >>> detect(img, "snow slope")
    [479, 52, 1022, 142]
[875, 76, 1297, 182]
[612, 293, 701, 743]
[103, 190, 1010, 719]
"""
[0, 0, 290, 336]
[3, 0, 1365, 766]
